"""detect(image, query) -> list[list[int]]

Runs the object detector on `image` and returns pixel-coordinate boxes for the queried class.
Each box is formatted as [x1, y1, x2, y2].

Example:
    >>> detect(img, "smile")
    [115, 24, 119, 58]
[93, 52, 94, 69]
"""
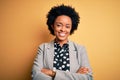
[59, 33, 66, 37]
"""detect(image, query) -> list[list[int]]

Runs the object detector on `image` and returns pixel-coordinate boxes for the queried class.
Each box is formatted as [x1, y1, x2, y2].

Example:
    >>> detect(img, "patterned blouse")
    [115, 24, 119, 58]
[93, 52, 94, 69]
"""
[53, 41, 70, 71]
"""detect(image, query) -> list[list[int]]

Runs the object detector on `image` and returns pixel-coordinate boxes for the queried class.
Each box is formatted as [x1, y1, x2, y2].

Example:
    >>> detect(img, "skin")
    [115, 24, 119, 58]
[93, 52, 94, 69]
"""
[52, 15, 72, 46]
[41, 15, 89, 77]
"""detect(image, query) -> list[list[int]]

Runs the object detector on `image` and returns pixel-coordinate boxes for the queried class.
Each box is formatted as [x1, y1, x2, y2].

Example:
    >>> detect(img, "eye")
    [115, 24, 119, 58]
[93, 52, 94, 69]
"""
[66, 25, 71, 28]
[57, 24, 61, 26]
[56, 23, 62, 27]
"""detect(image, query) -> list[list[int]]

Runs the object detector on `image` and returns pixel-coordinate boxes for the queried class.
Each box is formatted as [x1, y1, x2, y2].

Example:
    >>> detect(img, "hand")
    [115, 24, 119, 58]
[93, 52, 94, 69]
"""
[41, 68, 56, 77]
[76, 67, 89, 74]
[41, 68, 52, 76]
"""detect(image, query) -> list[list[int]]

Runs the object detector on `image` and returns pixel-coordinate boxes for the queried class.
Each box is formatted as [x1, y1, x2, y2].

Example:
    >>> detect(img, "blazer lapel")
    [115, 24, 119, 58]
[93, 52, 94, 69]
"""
[69, 41, 78, 72]
[46, 40, 54, 70]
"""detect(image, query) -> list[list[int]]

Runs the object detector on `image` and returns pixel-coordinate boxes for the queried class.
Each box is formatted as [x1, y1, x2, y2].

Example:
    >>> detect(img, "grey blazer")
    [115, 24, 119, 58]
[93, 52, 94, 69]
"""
[32, 40, 93, 80]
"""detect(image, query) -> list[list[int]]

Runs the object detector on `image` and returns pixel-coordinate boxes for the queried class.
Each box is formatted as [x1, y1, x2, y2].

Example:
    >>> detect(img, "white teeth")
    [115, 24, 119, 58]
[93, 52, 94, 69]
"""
[59, 33, 65, 36]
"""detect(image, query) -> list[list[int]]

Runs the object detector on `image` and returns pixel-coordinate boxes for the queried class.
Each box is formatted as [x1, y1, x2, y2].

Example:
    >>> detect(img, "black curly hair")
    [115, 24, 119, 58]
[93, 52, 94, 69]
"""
[46, 4, 80, 35]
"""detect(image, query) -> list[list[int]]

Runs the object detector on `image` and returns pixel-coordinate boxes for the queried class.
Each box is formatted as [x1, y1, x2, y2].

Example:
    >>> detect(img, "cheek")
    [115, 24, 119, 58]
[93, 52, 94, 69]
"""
[53, 28, 59, 35]
[54, 27, 60, 32]
[68, 29, 72, 34]
[54, 29, 58, 33]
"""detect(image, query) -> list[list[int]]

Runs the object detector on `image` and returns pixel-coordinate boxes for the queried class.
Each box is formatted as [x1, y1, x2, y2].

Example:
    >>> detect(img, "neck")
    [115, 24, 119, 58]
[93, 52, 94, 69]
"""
[55, 38, 68, 47]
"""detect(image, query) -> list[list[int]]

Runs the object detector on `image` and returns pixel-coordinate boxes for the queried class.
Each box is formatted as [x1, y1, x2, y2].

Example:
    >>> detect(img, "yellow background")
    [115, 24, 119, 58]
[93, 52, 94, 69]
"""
[0, 0, 120, 80]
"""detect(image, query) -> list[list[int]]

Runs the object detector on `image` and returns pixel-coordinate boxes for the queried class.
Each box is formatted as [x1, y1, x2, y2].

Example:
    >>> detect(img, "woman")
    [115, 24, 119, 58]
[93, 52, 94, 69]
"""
[32, 4, 93, 80]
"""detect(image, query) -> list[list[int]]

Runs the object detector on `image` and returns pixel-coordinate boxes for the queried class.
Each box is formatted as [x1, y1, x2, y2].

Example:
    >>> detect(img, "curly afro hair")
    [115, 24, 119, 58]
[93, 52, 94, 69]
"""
[46, 4, 80, 35]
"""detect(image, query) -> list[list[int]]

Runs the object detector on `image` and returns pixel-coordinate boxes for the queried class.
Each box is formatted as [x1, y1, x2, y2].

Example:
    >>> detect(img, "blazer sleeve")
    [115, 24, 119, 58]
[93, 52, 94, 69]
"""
[53, 45, 93, 80]
[31, 44, 52, 80]
[54, 70, 92, 80]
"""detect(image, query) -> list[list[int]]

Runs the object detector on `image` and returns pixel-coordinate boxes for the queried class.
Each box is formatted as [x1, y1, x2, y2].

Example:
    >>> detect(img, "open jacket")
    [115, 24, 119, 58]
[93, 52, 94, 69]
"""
[32, 40, 93, 80]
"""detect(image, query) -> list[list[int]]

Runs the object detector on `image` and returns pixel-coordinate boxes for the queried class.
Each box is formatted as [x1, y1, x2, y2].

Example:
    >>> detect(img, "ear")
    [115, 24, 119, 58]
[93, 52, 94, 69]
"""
[51, 25, 54, 30]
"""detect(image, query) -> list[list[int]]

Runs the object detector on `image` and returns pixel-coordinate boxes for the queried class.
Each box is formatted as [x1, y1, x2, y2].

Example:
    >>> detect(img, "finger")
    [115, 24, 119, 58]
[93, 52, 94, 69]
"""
[79, 69, 89, 74]
[81, 67, 89, 71]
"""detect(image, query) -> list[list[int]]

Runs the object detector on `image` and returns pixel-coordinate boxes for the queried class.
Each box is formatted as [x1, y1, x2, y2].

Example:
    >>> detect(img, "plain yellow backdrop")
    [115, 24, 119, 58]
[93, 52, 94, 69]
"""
[0, 0, 120, 80]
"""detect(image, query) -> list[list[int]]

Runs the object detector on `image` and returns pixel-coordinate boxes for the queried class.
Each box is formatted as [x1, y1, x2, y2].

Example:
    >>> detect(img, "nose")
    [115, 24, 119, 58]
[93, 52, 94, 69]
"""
[60, 26, 66, 31]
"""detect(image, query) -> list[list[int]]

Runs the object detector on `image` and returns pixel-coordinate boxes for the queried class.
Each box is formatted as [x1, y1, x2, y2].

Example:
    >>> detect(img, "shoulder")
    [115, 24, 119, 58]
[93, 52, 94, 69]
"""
[69, 40, 88, 56]
[69, 40, 85, 50]
[38, 40, 54, 49]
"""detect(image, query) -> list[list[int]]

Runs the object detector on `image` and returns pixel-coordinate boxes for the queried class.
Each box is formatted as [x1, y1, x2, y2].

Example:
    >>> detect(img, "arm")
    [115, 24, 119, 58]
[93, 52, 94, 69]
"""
[41, 67, 89, 77]
[31, 44, 52, 80]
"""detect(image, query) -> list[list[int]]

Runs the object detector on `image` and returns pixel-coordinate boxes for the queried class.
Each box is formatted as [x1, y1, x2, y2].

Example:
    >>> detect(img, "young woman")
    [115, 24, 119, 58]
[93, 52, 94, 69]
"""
[32, 4, 93, 80]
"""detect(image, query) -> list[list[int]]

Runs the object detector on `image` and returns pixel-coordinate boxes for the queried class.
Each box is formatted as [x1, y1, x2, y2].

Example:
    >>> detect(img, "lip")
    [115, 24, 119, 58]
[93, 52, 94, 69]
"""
[59, 33, 66, 37]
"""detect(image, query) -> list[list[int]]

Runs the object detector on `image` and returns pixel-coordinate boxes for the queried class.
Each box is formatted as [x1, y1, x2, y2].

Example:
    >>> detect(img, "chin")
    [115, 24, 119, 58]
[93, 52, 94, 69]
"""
[57, 37, 67, 41]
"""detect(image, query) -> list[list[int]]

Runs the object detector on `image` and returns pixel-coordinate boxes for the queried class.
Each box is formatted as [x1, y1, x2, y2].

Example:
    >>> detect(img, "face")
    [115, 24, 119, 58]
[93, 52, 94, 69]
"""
[52, 15, 72, 43]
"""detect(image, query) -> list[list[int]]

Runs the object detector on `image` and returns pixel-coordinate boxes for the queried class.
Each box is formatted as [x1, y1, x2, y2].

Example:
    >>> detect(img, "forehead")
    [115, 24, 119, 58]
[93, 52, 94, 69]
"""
[54, 15, 72, 24]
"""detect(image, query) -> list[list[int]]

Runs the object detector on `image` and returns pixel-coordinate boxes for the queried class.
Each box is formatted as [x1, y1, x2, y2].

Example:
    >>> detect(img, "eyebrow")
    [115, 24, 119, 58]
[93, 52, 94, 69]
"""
[55, 22, 71, 25]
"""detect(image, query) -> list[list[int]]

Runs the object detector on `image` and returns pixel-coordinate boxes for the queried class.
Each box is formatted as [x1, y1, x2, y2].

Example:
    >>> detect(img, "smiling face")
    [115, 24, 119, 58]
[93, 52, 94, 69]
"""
[52, 15, 72, 44]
